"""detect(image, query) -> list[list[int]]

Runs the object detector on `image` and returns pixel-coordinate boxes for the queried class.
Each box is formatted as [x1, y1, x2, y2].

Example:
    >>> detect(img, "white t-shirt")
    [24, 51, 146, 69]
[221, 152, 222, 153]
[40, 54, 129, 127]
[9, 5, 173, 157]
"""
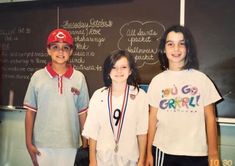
[82, 85, 148, 162]
[111, 95, 124, 139]
[147, 69, 221, 156]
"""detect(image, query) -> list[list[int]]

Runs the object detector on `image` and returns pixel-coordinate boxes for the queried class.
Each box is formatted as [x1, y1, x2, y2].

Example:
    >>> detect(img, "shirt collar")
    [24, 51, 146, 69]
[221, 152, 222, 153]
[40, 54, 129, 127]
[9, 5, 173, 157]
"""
[45, 63, 74, 78]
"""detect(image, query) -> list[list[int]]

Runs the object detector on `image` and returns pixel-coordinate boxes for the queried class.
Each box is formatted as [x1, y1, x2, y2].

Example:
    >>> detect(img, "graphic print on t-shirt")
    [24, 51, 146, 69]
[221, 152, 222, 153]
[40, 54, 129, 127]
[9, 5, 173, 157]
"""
[159, 84, 200, 112]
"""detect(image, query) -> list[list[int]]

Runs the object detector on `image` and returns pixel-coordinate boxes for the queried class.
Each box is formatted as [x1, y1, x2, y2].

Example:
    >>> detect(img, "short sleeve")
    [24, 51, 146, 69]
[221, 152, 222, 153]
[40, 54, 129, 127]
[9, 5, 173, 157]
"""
[77, 74, 89, 114]
[203, 76, 222, 106]
[147, 77, 159, 108]
[82, 90, 100, 140]
[23, 73, 38, 112]
[136, 90, 149, 135]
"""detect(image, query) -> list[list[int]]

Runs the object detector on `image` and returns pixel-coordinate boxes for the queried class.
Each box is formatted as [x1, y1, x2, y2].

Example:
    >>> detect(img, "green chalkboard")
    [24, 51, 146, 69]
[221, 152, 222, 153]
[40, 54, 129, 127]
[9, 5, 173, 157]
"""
[186, 0, 235, 118]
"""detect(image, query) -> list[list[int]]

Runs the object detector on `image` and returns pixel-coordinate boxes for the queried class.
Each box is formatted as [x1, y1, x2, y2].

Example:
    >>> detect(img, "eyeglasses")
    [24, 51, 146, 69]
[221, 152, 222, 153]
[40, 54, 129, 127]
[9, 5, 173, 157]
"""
[49, 44, 72, 53]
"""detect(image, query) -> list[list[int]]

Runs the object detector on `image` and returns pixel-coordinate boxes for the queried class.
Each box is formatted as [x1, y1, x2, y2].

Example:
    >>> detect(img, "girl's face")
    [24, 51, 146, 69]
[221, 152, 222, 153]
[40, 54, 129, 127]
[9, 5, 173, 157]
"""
[109, 56, 131, 85]
[164, 31, 186, 70]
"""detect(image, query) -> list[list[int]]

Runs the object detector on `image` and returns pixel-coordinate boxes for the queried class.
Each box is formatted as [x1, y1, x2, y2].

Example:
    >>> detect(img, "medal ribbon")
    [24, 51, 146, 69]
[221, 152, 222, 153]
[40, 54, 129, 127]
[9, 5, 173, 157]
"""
[108, 85, 129, 147]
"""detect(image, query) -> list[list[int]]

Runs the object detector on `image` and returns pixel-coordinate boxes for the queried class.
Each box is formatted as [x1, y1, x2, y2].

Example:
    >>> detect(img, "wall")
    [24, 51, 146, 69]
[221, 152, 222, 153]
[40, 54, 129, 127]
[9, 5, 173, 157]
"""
[1, 110, 234, 166]
[0, 0, 235, 165]
[0, 110, 31, 166]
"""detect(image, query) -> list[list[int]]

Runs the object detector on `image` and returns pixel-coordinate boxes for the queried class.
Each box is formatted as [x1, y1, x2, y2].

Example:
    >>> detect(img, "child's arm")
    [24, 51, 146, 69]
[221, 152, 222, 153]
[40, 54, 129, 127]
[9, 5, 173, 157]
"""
[205, 104, 220, 166]
[145, 106, 157, 166]
[89, 138, 97, 166]
[137, 134, 147, 166]
[25, 110, 40, 166]
[79, 112, 88, 148]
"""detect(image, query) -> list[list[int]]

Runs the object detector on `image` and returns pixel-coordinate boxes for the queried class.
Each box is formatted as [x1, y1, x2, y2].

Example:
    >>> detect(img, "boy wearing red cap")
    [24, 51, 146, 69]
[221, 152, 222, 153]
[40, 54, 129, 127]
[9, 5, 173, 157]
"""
[24, 28, 89, 166]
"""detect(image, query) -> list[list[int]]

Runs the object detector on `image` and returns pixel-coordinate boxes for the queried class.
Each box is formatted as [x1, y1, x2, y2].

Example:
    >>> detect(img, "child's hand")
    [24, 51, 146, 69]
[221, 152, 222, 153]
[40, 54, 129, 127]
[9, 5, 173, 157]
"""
[145, 153, 153, 166]
[137, 160, 145, 166]
[26, 144, 40, 166]
[89, 161, 97, 166]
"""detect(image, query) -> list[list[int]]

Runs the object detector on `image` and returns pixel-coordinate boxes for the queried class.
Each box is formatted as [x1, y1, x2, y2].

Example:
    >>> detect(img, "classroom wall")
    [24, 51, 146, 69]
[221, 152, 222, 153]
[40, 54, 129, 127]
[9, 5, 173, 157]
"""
[1, 0, 234, 118]
[0, 0, 235, 165]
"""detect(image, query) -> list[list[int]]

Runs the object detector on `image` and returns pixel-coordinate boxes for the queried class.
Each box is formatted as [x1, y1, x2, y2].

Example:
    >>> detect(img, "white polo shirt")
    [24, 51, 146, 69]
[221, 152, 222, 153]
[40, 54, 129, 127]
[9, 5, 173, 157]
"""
[24, 63, 89, 148]
[82, 86, 148, 162]
[147, 69, 221, 156]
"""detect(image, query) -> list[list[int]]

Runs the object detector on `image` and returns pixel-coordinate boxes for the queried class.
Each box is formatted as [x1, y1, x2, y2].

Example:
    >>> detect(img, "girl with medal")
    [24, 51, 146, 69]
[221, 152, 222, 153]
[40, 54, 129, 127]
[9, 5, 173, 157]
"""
[83, 50, 148, 166]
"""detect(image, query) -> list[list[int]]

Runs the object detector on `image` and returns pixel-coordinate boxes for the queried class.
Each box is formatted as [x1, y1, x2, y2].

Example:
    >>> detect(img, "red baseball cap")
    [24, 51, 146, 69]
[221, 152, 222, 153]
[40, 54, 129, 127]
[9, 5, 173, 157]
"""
[47, 28, 73, 46]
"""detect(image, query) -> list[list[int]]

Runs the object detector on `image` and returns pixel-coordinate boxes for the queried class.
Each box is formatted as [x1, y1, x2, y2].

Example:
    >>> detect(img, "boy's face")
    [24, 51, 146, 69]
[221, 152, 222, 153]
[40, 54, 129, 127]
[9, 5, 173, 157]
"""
[47, 42, 73, 65]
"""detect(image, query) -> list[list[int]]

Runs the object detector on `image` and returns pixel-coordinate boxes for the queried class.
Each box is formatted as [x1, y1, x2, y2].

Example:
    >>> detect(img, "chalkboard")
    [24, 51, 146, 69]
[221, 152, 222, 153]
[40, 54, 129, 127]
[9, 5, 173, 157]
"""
[0, 0, 180, 107]
[185, 0, 235, 118]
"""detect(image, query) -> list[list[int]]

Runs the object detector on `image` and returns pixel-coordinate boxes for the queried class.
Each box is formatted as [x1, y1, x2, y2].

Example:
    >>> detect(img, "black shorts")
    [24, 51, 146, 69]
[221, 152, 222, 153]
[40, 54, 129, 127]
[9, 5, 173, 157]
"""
[152, 146, 208, 166]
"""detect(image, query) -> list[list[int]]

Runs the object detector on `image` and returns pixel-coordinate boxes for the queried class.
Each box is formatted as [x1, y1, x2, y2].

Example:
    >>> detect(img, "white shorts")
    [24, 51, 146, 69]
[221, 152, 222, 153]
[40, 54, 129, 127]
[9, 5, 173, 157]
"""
[37, 148, 77, 166]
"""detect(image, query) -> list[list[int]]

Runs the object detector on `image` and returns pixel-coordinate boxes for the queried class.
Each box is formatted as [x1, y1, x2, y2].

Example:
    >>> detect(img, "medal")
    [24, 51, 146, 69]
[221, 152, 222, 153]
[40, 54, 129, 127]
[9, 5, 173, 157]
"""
[108, 85, 129, 153]
[114, 144, 118, 153]
[130, 94, 136, 100]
